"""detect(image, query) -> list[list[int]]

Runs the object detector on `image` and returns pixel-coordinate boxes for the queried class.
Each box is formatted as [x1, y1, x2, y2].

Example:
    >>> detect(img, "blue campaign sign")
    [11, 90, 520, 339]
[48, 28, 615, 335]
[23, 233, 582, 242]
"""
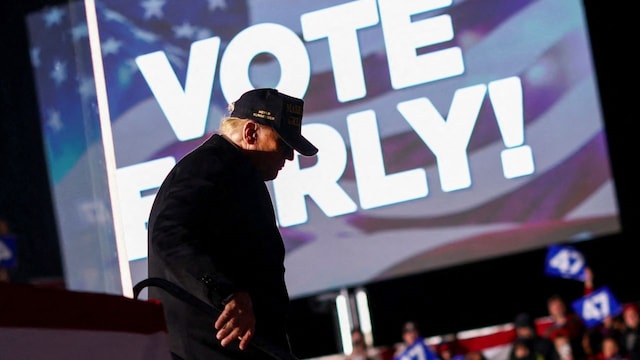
[572, 286, 622, 328]
[544, 244, 586, 280]
[0, 235, 17, 268]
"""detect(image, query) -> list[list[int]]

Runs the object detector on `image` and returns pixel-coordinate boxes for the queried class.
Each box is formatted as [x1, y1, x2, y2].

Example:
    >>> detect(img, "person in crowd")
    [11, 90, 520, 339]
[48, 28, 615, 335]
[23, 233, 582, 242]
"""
[592, 335, 628, 360]
[620, 304, 640, 360]
[511, 312, 555, 360]
[543, 295, 588, 360]
[347, 327, 378, 360]
[0, 266, 9, 282]
[584, 313, 625, 359]
[437, 337, 466, 360]
[549, 329, 575, 360]
[511, 338, 543, 360]
[145, 88, 318, 360]
[394, 321, 439, 360]
[581, 267, 625, 359]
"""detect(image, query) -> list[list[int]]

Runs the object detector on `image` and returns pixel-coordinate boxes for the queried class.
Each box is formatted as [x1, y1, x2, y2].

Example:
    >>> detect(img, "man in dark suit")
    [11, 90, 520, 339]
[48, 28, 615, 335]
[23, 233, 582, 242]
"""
[147, 88, 318, 360]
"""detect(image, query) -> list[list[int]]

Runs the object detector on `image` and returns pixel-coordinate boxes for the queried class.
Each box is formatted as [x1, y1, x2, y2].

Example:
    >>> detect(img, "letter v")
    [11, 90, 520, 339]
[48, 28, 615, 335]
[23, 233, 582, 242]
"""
[135, 37, 221, 141]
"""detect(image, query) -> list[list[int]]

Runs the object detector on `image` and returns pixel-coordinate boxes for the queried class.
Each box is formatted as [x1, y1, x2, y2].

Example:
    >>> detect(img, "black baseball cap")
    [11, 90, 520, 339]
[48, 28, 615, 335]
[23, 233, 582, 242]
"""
[230, 88, 318, 156]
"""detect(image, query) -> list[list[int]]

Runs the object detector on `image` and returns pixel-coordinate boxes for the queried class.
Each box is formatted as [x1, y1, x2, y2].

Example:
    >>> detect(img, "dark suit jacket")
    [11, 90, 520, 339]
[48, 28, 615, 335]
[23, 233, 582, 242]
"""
[147, 134, 290, 359]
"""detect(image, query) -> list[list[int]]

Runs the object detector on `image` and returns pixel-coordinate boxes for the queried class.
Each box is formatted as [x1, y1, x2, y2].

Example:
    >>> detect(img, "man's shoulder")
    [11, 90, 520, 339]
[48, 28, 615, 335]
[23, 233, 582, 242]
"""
[180, 134, 236, 164]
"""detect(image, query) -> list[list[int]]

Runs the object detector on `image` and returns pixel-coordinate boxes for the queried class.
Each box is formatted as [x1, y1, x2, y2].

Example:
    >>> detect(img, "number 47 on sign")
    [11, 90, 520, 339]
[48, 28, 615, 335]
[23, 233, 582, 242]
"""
[572, 286, 622, 328]
[544, 244, 587, 281]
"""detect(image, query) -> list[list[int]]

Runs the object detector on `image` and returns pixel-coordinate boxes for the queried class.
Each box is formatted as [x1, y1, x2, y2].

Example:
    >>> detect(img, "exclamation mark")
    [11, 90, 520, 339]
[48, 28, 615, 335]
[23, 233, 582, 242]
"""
[488, 76, 534, 179]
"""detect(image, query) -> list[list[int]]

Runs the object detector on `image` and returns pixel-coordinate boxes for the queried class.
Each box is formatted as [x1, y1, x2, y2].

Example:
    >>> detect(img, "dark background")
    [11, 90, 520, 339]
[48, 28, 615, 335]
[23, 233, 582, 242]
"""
[0, 1, 635, 359]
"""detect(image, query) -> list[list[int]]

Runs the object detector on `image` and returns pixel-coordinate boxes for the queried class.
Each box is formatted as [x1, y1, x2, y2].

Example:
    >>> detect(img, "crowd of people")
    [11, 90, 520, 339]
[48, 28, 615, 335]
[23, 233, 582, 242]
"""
[341, 298, 639, 360]
[508, 296, 639, 360]
[341, 267, 639, 360]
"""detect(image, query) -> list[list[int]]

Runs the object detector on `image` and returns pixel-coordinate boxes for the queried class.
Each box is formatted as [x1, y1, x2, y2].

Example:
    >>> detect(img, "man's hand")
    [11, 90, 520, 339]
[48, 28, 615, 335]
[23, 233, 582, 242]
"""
[214, 291, 255, 350]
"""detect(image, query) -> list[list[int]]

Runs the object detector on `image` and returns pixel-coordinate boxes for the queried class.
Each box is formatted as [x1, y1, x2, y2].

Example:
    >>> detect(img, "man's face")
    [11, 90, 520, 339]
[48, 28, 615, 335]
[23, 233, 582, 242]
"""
[624, 307, 639, 329]
[403, 329, 419, 345]
[516, 326, 534, 339]
[602, 338, 619, 357]
[514, 343, 530, 359]
[351, 331, 366, 351]
[548, 298, 566, 317]
[252, 124, 294, 181]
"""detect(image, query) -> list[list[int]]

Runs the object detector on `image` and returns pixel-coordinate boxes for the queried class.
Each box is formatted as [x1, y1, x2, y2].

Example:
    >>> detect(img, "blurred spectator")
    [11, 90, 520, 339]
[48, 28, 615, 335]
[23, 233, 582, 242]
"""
[510, 312, 555, 360]
[593, 335, 628, 360]
[549, 329, 574, 360]
[393, 321, 439, 360]
[543, 294, 588, 359]
[0, 266, 9, 282]
[621, 304, 640, 360]
[511, 338, 542, 360]
[581, 267, 624, 359]
[584, 312, 625, 359]
[437, 337, 466, 360]
[0, 217, 9, 235]
[347, 327, 378, 360]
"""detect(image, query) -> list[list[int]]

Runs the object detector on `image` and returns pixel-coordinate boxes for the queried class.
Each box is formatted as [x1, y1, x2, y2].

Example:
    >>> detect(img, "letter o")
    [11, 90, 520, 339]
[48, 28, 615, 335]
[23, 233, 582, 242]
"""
[220, 23, 311, 103]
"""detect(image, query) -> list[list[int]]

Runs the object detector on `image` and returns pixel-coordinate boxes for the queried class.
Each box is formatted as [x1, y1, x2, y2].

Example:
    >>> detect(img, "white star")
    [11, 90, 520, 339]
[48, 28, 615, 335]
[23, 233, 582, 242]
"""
[47, 109, 64, 132]
[208, 0, 227, 11]
[141, 0, 166, 20]
[30, 48, 41, 68]
[50, 60, 67, 85]
[43, 7, 65, 27]
[173, 22, 197, 39]
[78, 77, 96, 99]
[71, 23, 88, 41]
[101, 37, 123, 56]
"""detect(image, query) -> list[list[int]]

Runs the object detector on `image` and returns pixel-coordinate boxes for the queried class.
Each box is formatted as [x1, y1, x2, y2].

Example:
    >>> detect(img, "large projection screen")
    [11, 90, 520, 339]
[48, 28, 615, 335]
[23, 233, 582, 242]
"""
[26, 0, 620, 299]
